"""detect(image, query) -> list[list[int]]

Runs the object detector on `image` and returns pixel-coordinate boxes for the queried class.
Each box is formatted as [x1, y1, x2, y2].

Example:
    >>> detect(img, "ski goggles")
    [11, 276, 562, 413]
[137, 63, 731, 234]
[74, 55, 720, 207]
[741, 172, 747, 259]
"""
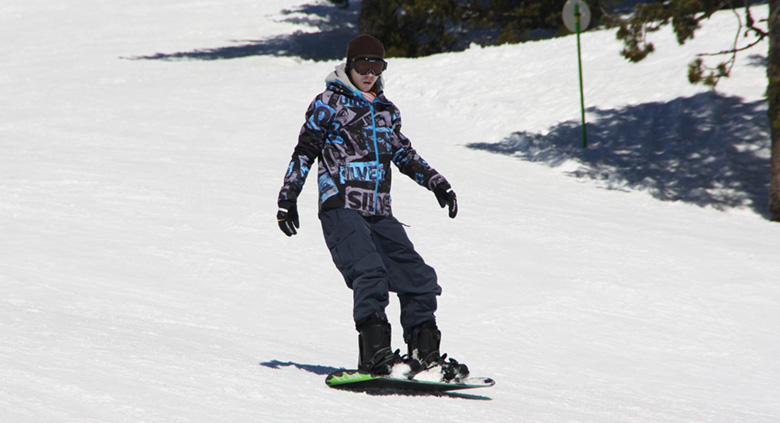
[351, 57, 387, 76]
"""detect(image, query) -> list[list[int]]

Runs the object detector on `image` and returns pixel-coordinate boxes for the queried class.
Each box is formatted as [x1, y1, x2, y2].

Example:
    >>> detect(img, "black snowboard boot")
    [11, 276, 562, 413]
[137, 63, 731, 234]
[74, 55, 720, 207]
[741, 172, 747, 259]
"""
[407, 320, 469, 382]
[357, 314, 400, 375]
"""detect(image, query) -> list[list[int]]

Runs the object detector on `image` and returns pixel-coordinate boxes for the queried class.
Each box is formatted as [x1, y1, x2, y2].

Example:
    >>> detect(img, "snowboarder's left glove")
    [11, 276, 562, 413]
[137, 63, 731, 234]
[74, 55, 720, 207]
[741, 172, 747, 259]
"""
[277, 200, 299, 236]
[434, 186, 458, 219]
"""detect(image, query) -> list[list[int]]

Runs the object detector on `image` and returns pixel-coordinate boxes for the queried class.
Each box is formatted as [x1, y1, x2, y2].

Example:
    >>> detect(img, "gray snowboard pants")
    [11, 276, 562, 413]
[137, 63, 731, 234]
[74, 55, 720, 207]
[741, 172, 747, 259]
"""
[319, 208, 442, 342]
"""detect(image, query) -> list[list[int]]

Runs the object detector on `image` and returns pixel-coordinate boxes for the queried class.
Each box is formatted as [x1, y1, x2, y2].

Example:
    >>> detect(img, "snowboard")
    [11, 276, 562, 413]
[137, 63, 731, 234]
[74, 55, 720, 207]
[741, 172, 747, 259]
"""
[325, 369, 495, 395]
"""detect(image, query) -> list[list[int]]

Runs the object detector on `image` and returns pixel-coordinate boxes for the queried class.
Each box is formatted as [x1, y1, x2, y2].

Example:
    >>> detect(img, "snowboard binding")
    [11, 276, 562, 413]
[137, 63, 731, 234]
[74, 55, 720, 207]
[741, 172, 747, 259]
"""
[405, 320, 469, 382]
[357, 314, 402, 376]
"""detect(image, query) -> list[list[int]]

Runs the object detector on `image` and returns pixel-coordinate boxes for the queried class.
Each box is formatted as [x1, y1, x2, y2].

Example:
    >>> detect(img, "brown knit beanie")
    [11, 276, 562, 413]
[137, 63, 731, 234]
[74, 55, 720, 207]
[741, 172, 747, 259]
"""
[346, 35, 385, 60]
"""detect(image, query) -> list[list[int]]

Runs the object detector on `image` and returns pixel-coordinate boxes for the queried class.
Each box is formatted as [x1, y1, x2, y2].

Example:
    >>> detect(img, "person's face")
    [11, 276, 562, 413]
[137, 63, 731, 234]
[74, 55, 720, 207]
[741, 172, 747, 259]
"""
[349, 67, 378, 92]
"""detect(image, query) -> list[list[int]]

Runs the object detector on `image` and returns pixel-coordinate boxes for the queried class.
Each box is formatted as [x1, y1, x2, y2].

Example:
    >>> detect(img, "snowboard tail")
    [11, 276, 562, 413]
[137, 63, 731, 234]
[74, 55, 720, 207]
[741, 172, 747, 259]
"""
[325, 369, 495, 394]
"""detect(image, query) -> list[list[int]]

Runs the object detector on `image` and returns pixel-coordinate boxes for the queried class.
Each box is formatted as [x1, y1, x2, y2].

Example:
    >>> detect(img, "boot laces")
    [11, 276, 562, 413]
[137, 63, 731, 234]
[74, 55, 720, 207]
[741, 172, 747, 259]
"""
[365, 348, 402, 375]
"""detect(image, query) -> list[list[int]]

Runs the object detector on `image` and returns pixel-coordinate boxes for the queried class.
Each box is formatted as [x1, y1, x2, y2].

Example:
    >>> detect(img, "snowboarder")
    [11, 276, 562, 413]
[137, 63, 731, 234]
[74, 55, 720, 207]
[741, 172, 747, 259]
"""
[276, 35, 467, 381]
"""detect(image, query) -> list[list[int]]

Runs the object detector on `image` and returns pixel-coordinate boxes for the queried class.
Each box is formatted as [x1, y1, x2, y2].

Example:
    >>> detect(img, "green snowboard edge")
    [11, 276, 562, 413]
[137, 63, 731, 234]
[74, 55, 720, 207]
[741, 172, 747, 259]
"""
[325, 369, 495, 393]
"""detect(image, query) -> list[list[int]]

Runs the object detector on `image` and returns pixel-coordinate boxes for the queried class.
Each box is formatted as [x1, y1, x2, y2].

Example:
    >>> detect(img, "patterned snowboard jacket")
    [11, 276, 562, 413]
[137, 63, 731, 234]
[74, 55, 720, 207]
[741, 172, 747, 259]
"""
[278, 64, 450, 216]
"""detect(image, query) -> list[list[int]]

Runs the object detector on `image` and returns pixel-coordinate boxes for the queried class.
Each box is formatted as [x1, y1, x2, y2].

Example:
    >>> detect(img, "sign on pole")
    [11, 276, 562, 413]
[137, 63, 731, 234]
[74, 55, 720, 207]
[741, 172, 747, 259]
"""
[562, 0, 590, 148]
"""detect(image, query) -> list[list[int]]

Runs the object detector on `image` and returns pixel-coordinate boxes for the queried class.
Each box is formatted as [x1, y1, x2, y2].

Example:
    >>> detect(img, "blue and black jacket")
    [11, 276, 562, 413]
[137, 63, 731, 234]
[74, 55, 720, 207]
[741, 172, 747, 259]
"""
[278, 64, 449, 216]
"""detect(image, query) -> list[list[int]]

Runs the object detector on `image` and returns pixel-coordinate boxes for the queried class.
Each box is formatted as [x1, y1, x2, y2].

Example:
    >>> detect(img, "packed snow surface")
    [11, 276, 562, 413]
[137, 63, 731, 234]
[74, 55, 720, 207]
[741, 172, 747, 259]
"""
[2, 1, 779, 422]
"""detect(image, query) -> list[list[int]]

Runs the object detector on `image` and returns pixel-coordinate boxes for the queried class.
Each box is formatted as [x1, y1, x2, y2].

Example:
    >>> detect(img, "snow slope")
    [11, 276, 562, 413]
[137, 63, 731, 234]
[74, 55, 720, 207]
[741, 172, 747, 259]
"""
[1, 1, 779, 422]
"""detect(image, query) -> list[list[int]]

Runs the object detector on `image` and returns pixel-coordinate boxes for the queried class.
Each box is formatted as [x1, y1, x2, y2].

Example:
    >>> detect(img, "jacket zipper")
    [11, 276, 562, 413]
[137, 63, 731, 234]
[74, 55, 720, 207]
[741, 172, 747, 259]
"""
[369, 102, 380, 214]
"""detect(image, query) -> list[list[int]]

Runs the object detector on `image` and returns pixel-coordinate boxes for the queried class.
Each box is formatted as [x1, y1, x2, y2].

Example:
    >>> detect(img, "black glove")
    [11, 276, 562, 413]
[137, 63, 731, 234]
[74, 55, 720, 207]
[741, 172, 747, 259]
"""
[277, 200, 299, 236]
[433, 186, 458, 219]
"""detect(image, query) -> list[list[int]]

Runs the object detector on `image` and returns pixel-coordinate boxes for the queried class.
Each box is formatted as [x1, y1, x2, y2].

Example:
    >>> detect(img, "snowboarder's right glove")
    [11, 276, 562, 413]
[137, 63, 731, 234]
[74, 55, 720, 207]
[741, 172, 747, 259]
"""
[433, 186, 458, 219]
[277, 200, 299, 237]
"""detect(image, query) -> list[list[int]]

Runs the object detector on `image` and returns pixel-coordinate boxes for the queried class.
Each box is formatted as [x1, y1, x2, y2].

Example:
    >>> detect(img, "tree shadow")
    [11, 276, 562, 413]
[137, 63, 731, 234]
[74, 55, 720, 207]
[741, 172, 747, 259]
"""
[128, 3, 358, 61]
[747, 54, 768, 68]
[467, 92, 770, 218]
[259, 359, 342, 376]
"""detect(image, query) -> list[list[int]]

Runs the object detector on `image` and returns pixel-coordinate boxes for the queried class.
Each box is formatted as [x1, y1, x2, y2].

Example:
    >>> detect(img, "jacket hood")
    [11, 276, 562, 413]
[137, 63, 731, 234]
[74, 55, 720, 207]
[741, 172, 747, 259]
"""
[325, 63, 385, 96]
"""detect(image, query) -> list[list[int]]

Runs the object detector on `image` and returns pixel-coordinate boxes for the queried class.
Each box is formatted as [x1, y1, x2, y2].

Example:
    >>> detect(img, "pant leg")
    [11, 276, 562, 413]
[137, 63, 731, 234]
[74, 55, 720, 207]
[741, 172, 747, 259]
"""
[319, 208, 390, 325]
[368, 215, 442, 342]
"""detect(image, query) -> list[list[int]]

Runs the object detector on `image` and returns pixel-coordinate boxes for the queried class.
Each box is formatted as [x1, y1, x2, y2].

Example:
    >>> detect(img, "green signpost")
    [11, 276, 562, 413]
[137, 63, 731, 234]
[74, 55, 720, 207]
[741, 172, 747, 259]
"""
[562, 0, 591, 148]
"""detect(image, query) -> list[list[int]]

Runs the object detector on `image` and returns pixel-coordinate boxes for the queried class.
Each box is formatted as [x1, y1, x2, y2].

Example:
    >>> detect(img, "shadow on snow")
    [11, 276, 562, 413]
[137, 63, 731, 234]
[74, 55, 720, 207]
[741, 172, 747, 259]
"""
[128, 3, 358, 61]
[259, 360, 341, 376]
[468, 91, 770, 218]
